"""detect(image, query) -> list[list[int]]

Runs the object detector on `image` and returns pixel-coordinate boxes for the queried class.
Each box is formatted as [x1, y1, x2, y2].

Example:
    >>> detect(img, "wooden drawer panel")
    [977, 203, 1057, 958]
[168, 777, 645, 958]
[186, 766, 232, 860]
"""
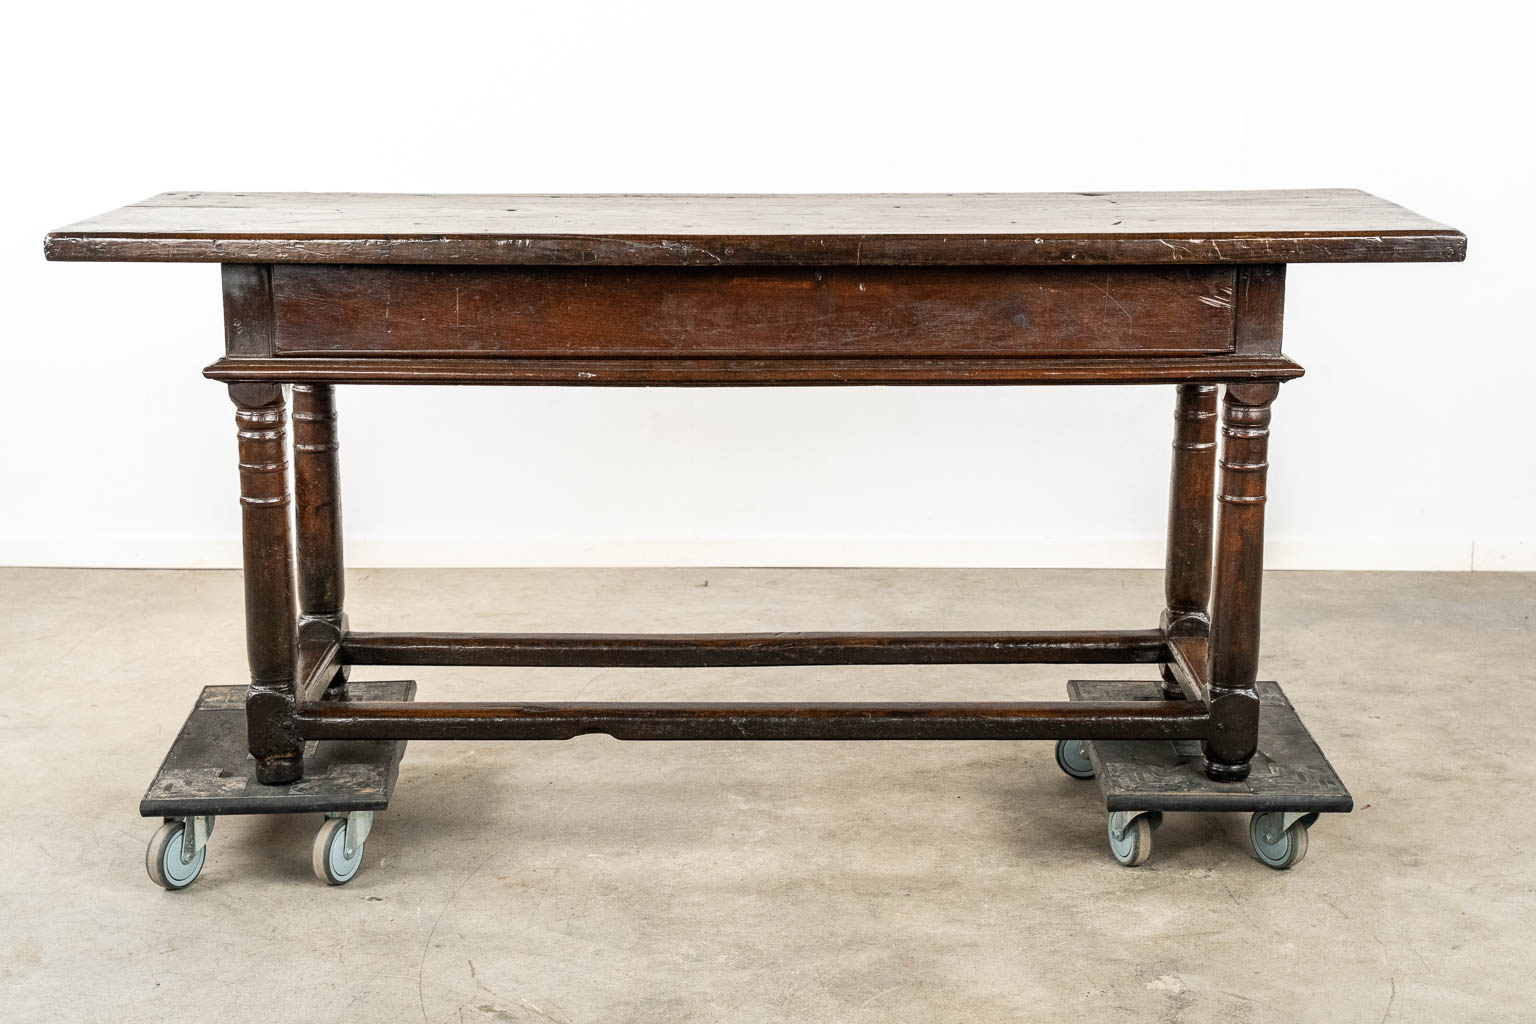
[270, 265, 1236, 358]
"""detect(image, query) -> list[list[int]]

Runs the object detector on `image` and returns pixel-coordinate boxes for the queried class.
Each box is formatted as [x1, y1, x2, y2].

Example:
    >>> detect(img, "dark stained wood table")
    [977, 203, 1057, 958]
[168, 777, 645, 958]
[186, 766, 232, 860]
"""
[47, 191, 1464, 878]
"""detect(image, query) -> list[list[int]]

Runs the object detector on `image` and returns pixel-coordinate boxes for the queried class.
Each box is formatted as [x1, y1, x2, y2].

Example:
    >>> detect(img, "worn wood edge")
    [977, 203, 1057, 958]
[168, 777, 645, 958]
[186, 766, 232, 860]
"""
[340, 629, 1170, 667]
[203, 354, 1305, 387]
[44, 231, 1467, 265]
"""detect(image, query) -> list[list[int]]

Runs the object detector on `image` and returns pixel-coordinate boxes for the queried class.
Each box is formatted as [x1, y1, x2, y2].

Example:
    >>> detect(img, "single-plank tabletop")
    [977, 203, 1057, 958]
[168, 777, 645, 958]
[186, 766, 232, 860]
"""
[45, 190, 1466, 266]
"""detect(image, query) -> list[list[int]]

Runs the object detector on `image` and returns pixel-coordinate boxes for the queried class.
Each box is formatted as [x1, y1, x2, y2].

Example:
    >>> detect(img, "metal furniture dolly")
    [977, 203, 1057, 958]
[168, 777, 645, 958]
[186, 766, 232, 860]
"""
[44, 191, 1462, 886]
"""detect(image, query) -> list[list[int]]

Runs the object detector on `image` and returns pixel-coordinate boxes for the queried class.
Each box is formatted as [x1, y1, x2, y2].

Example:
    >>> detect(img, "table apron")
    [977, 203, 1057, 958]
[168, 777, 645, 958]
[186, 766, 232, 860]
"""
[265, 263, 1239, 360]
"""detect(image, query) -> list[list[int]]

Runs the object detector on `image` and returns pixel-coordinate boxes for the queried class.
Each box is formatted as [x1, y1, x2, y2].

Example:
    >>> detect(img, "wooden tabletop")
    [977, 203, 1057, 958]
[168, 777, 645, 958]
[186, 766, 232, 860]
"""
[45, 190, 1464, 266]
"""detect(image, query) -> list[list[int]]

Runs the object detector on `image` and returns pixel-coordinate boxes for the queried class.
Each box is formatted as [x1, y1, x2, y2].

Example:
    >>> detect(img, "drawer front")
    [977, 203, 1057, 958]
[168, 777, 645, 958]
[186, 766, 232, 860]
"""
[270, 264, 1236, 358]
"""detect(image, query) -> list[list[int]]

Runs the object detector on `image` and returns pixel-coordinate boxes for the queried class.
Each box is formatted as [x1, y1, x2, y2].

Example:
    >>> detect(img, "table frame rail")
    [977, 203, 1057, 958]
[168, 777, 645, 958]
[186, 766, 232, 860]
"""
[340, 628, 1169, 668]
[294, 697, 1212, 743]
[290, 626, 1208, 741]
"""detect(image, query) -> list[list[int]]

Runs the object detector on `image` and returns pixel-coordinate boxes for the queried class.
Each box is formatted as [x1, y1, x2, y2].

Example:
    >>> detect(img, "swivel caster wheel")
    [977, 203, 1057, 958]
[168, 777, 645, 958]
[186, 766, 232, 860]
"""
[313, 812, 373, 885]
[1107, 810, 1162, 867]
[1249, 811, 1315, 870]
[147, 816, 213, 890]
[1055, 739, 1095, 779]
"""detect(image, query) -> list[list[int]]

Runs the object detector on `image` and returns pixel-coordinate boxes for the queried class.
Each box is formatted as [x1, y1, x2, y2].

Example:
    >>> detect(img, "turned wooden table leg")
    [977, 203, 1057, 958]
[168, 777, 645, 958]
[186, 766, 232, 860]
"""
[230, 383, 302, 784]
[1204, 381, 1278, 781]
[292, 383, 350, 695]
[1160, 383, 1217, 698]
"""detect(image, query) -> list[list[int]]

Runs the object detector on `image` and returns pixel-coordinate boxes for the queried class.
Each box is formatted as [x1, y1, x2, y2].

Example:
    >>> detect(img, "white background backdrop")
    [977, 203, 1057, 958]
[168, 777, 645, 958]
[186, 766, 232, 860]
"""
[5, 2, 1532, 570]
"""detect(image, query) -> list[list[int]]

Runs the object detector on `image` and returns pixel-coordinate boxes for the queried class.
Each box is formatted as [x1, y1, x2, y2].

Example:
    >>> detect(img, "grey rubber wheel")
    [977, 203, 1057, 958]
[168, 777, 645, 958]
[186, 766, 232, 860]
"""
[313, 817, 364, 885]
[1249, 812, 1309, 870]
[1108, 815, 1153, 867]
[146, 821, 205, 890]
[1055, 739, 1095, 779]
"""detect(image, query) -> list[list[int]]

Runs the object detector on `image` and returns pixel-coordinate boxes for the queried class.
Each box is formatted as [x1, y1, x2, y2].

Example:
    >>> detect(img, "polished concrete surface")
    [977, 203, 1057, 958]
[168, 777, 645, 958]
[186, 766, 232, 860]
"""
[2, 567, 1532, 1022]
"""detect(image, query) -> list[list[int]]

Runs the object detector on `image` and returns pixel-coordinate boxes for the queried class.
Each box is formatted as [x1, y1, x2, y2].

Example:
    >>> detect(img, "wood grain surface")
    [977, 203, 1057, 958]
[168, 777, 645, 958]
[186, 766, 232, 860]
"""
[45, 190, 1465, 265]
[268, 265, 1238, 358]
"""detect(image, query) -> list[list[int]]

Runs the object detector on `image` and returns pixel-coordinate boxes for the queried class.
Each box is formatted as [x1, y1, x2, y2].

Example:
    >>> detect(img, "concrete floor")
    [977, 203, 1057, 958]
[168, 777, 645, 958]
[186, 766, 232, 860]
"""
[1, 567, 1532, 1022]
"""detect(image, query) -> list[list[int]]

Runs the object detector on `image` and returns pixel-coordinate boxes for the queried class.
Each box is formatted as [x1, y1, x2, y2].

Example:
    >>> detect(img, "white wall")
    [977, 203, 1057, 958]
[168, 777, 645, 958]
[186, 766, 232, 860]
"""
[5, 2, 1532, 571]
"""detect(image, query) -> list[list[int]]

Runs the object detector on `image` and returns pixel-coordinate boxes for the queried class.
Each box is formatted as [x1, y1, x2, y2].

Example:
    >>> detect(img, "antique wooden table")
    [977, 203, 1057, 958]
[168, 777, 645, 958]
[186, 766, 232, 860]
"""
[46, 191, 1464, 885]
